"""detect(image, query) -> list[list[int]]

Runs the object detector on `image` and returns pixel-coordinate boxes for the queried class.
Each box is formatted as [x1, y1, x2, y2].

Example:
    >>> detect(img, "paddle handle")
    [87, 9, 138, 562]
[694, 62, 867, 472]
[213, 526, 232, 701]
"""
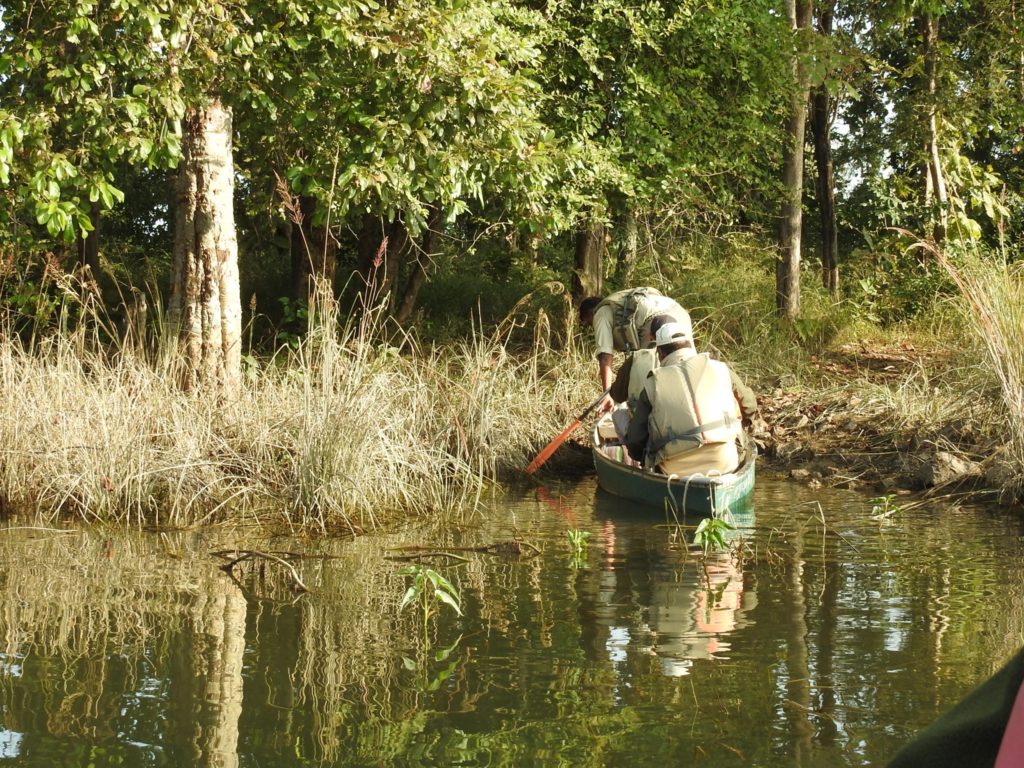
[525, 388, 611, 475]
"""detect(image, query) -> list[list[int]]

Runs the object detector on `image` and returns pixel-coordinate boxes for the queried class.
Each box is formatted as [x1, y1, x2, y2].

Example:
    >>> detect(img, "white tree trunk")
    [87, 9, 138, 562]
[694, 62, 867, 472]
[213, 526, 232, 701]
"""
[921, 13, 948, 242]
[776, 0, 813, 322]
[169, 98, 242, 398]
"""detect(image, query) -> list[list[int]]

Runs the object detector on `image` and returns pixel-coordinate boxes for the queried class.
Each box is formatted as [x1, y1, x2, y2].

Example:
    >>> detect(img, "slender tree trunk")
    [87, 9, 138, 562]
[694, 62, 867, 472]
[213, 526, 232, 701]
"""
[290, 195, 337, 302]
[811, 2, 839, 297]
[395, 206, 443, 325]
[919, 12, 948, 243]
[1017, 0, 1024, 102]
[613, 206, 639, 286]
[168, 98, 242, 398]
[572, 219, 604, 303]
[76, 201, 102, 283]
[776, 0, 814, 322]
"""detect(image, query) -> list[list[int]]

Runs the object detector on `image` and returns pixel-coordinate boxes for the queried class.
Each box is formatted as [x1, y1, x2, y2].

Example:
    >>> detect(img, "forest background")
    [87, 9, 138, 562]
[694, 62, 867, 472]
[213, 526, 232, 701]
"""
[1, 0, 1022, 531]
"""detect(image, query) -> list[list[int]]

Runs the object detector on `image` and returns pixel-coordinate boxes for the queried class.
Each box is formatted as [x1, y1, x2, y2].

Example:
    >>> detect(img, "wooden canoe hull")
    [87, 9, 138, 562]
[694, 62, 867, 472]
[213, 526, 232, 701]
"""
[592, 423, 756, 516]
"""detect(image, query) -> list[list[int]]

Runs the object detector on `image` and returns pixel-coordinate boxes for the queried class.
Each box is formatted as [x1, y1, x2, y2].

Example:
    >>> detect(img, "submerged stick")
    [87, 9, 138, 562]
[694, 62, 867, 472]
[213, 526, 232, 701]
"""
[214, 549, 309, 593]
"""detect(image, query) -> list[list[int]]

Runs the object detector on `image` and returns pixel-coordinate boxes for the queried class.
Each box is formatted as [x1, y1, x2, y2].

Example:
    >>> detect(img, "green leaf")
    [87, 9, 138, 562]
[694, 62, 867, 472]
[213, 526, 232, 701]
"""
[398, 586, 418, 613]
[433, 588, 462, 617]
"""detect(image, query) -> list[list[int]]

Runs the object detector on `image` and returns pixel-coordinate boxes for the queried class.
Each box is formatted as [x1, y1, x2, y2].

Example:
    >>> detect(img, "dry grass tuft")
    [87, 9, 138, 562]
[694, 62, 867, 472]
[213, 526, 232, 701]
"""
[936, 250, 1024, 494]
[0, 290, 594, 530]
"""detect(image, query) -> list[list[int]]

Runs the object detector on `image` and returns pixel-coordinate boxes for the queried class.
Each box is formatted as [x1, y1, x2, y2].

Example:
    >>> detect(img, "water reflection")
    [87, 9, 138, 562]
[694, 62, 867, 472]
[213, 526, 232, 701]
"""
[2, 480, 1024, 767]
[587, 493, 757, 677]
[188, 582, 246, 768]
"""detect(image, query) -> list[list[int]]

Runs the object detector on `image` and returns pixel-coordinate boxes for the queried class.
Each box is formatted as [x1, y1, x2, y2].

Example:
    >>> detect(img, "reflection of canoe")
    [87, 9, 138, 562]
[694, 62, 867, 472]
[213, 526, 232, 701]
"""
[591, 418, 756, 516]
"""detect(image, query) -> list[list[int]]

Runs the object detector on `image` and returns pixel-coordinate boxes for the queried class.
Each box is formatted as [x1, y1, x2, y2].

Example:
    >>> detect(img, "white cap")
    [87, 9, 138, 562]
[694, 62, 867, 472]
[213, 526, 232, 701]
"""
[655, 321, 692, 347]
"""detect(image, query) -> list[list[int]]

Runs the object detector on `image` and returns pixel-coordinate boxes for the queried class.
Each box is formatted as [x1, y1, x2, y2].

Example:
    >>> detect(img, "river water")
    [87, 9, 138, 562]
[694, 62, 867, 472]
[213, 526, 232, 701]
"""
[1, 471, 1022, 767]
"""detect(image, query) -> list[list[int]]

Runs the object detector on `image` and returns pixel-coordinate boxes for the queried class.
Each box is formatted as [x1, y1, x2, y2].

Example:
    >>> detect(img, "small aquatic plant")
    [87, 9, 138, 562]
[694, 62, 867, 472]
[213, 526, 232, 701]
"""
[567, 529, 590, 552]
[399, 564, 462, 644]
[566, 529, 590, 568]
[870, 494, 902, 521]
[693, 516, 734, 555]
[398, 564, 464, 689]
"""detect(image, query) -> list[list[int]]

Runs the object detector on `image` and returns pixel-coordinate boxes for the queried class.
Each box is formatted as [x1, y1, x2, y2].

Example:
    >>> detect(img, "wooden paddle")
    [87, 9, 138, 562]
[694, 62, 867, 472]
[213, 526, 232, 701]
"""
[525, 388, 611, 475]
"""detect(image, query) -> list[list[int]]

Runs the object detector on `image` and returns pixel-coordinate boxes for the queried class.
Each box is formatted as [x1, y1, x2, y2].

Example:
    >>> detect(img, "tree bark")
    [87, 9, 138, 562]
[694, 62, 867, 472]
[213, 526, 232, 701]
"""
[613, 206, 639, 286]
[355, 214, 410, 312]
[290, 195, 337, 303]
[76, 201, 102, 284]
[395, 206, 443, 325]
[776, 0, 814, 321]
[811, 2, 839, 297]
[168, 98, 242, 399]
[572, 219, 604, 303]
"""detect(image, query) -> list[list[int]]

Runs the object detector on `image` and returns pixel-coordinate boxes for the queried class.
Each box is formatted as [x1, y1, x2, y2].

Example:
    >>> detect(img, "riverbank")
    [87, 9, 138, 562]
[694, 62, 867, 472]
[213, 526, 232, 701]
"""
[2, 253, 1022, 530]
[752, 339, 1006, 499]
[0, 307, 594, 531]
[1, 329, 1019, 531]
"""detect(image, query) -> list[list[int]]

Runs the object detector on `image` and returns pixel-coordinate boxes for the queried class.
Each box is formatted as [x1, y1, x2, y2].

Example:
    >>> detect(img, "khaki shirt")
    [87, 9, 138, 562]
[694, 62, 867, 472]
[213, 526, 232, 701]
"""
[591, 292, 691, 356]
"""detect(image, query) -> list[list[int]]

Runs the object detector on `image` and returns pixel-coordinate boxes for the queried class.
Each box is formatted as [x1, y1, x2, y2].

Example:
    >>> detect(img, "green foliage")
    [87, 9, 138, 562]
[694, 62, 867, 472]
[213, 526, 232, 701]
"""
[566, 528, 591, 569]
[2, 0, 1023, 351]
[399, 563, 463, 682]
[527, 0, 793, 225]
[237, 0, 557, 236]
[0, 0, 189, 244]
[399, 565, 463, 623]
[843, 231, 957, 324]
[693, 516, 734, 555]
[836, 0, 1021, 256]
[869, 494, 903, 521]
[274, 297, 309, 350]
[566, 529, 591, 553]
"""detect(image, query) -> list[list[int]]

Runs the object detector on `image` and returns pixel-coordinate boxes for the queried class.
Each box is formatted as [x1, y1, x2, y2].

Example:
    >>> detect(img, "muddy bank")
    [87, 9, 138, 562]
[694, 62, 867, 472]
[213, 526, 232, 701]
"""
[754, 342, 1009, 502]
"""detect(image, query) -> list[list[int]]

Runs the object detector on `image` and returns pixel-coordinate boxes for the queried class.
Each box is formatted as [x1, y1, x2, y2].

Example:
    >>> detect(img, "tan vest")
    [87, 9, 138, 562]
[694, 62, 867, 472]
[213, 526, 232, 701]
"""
[627, 348, 658, 412]
[596, 287, 664, 351]
[644, 353, 742, 467]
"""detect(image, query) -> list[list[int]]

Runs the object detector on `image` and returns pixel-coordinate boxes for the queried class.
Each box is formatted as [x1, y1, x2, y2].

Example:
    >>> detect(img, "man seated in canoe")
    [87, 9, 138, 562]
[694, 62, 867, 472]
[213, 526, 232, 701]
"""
[624, 321, 757, 477]
[578, 287, 692, 413]
[605, 313, 675, 440]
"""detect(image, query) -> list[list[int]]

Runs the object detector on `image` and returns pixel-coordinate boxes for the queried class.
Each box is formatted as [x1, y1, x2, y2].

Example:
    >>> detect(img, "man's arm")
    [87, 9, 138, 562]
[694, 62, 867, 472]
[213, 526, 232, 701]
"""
[608, 355, 633, 404]
[728, 368, 758, 425]
[591, 306, 617, 412]
[598, 353, 615, 391]
[625, 390, 653, 462]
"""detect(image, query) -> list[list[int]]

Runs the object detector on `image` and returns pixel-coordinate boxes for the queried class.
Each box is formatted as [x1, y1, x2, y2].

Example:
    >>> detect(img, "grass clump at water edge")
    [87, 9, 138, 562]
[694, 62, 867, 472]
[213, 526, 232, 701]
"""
[0, 291, 594, 531]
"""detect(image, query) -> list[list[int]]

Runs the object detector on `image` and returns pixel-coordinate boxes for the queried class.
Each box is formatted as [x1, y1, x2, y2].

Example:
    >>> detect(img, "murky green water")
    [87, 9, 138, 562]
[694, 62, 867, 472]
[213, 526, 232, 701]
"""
[1, 473, 1023, 767]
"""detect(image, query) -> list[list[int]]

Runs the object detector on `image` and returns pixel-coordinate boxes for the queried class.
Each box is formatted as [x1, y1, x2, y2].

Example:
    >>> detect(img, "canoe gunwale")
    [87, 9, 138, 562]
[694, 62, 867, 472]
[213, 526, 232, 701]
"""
[591, 421, 756, 515]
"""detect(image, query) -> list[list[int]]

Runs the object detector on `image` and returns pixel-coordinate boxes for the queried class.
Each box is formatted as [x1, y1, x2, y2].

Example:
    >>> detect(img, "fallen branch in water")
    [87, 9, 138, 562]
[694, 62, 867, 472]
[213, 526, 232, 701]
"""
[384, 551, 471, 565]
[386, 539, 541, 559]
[212, 549, 309, 593]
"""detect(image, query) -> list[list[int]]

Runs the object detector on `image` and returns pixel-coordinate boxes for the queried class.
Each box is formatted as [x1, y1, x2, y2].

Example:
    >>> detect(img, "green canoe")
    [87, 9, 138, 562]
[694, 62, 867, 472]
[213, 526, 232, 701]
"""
[591, 421, 756, 516]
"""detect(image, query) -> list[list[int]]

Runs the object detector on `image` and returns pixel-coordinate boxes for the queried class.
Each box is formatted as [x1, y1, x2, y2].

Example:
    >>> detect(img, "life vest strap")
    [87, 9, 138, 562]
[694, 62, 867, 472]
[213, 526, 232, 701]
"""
[646, 413, 738, 455]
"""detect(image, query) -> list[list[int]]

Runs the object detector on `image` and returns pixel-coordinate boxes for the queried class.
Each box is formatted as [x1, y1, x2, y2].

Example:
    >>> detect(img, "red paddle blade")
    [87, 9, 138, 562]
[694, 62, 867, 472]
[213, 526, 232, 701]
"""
[525, 419, 582, 475]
